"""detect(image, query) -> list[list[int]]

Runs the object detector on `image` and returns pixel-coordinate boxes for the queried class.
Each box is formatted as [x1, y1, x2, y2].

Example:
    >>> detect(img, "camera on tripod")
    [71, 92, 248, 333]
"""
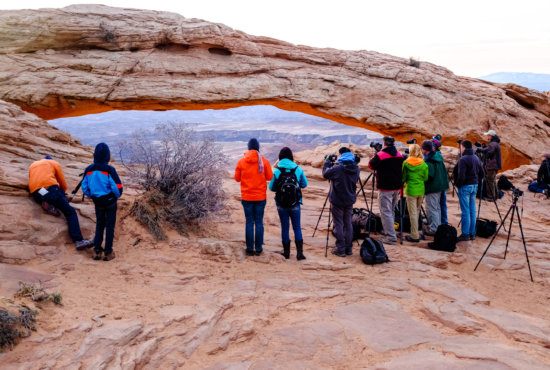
[354, 154, 361, 164]
[475, 142, 487, 150]
[406, 138, 417, 144]
[513, 188, 524, 197]
[324, 154, 337, 162]
[369, 142, 382, 152]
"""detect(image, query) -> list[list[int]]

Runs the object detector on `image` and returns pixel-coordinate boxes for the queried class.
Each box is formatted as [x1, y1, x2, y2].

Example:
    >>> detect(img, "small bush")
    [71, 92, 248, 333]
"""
[119, 123, 228, 239]
[409, 57, 420, 68]
[0, 309, 19, 349]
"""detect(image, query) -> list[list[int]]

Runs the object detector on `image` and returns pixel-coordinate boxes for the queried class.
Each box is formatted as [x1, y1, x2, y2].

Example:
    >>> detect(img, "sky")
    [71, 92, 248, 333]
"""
[3, 0, 550, 78]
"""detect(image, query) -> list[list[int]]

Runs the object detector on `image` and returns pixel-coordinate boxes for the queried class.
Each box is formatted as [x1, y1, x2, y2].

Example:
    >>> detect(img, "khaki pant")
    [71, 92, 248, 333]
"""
[406, 195, 423, 240]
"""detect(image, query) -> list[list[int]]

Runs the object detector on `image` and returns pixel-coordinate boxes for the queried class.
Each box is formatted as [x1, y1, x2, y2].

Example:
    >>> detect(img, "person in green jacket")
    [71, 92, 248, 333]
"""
[402, 144, 429, 242]
[421, 140, 449, 235]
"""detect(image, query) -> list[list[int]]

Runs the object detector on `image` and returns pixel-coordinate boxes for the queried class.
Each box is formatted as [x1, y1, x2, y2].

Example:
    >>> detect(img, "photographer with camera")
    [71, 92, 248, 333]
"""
[454, 140, 485, 242]
[368, 136, 404, 245]
[479, 130, 502, 201]
[421, 140, 449, 236]
[528, 153, 550, 196]
[322, 147, 360, 257]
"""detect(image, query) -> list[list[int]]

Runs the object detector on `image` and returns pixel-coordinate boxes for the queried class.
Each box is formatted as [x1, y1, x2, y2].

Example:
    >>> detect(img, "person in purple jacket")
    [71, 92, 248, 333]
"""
[82, 143, 123, 261]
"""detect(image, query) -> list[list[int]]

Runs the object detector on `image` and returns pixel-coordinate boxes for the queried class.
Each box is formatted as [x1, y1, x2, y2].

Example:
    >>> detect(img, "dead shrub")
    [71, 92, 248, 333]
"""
[120, 123, 228, 239]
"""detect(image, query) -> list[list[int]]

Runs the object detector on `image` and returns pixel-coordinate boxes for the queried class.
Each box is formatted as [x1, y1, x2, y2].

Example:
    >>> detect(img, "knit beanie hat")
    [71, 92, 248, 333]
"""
[279, 147, 294, 161]
[339, 147, 351, 154]
[248, 138, 260, 151]
[421, 140, 434, 152]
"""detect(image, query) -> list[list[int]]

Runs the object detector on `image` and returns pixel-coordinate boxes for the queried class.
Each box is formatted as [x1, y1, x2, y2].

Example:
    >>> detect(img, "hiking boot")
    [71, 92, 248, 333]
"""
[457, 234, 470, 242]
[469, 234, 476, 241]
[280, 241, 291, 259]
[103, 252, 116, 261]
[296, 240, 306, 260]
[331, 248, 346, 257]
[75, 239, 93, 250]
[41, 201, 60, 217]
[424, 229, 436, 237]
[245, 250, 255, 256]
[93, 250, 103, 260]
[254, 250, 263, 256]
[380, 237, 397, 245]
[345, 249, 353, 256]
[405, 235, 420, 243]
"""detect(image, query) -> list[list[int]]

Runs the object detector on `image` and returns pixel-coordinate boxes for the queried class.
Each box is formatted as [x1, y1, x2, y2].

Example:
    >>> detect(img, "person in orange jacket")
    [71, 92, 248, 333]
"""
[234, 138, 273, 256]
[28, 156, 93, 250]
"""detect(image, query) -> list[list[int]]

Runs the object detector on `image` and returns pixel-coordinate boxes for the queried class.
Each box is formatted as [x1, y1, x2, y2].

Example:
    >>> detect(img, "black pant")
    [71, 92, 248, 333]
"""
[331, 204, 353, 254]
[33, 185, 83, 242]
[94, 201, 117, 254]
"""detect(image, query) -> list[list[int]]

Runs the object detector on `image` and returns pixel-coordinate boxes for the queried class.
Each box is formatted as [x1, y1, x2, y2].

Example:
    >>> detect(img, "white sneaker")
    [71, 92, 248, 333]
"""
[75, 239, 93, 250]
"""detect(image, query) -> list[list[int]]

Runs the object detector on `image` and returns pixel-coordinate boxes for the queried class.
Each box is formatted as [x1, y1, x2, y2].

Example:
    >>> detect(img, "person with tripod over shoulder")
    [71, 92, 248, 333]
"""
[322, 147, 360, 257]
[454, 140, 485, 242]
[368, 136, 404, 245]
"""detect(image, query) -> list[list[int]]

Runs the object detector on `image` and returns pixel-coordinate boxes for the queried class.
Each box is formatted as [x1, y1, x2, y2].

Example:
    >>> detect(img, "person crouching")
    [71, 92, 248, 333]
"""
[82, 143, 123, 261]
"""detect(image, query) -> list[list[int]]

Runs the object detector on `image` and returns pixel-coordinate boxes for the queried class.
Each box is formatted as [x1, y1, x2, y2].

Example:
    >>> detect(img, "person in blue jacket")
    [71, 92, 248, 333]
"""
[82, 143, 123, 261]
[269, 147, 308, 260]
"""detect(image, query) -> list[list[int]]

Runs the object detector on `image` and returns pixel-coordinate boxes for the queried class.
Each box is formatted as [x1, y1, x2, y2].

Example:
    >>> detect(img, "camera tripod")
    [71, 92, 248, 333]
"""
[474, 190, 533, 282]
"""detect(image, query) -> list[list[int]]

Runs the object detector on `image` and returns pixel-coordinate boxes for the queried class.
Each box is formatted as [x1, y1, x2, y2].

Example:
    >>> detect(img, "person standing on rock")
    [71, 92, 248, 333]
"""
[401, 144, 428, 243]
[324, 147, 360, 257]
[235, 138, 273, 256]
[368, 136, 404, 245]
[483, 130, 502, 201]
[454, 140, 485, 242]
[421, 140, 449, 236]
[432, 134, 448, 224]
[28, 156, 93, 250]
[82, 143, 123, 261]
[269, 147, 308, 260]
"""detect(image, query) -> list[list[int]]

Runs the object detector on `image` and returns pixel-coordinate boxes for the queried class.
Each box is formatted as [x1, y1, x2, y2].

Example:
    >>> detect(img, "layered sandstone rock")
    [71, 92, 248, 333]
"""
[1, 4, 549, 169]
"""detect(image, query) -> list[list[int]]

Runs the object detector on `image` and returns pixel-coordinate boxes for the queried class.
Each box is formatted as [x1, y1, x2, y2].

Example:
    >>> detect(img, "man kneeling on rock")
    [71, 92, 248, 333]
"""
[323, 147, 360, 257]
[28, 156, 93, 250]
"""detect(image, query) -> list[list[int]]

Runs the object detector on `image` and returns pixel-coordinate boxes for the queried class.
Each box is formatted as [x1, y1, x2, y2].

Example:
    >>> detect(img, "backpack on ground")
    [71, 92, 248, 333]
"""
[360, 238, 389, 265]
[428, 224, 457, 252]
[275, 167, 301, 208]
[476, 218, 497, 238]
[498, 175, 515, 190]
[352, 208, 382, 239]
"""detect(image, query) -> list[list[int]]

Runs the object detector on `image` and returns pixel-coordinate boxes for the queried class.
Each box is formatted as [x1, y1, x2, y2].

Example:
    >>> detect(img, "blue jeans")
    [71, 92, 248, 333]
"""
[458, 184, 478, 235]
[440, 191, 448, 224]
[241, 200, 266, 252]
[33, 185, 84, 242]
[94, 201, 117, 255]
[276, 203, 302, 244]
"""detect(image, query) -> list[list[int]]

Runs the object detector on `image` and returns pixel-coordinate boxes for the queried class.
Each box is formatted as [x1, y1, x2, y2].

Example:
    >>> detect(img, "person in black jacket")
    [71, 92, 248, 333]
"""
[454, 140, 485, 242]
[368, 136, 404, 245]
[528, 153, 550, 195]
[322, 147, 360, 257]
[482, 130, 502, 200]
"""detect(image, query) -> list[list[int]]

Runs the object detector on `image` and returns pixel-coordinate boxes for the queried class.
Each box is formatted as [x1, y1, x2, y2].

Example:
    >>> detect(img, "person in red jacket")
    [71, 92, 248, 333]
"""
[235, 138, 273, 256]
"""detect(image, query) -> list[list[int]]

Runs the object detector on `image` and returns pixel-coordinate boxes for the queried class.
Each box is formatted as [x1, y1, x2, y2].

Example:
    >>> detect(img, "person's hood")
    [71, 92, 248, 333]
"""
[243, 149, 260, 162]
[94, 142, 111, 164]
[382, 146, 398, 156]
[276, 158, 298, 169]
[427, 151, 444, 163]
[463, 148, 475, 156]
[338, 152, 355, 163]
[490, 135, 501, 144]
[405, 157, 424, 166]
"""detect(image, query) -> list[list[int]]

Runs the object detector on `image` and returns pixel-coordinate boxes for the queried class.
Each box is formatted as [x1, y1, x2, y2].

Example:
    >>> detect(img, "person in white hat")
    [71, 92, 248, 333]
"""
[483, 129, 502, 200]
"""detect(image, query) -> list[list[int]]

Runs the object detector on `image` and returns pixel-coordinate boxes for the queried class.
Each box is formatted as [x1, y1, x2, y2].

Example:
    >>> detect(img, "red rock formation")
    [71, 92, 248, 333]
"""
[0, 5, 549, 169]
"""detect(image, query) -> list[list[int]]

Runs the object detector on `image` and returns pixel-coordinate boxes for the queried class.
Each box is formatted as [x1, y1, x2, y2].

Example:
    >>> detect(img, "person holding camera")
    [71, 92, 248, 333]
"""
[368, 136, 404, 245]
[482, 130, 502, 201]
[528, 153, 550, 195]
[454, 140, 485, 241]
[323, 147, 360, 257]
[401, 144, 428, 243]
[421, 140, 449, 235]
[235, 138, 274, 256]
[269, 147, 308, 260]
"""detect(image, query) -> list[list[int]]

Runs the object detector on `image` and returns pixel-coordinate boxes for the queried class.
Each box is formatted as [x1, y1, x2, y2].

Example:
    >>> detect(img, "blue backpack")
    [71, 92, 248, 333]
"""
[360, 238, 389, 265]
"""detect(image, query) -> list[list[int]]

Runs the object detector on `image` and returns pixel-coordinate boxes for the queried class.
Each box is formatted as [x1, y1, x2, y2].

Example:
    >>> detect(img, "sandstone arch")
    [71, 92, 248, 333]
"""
[1, 4, 549, 169]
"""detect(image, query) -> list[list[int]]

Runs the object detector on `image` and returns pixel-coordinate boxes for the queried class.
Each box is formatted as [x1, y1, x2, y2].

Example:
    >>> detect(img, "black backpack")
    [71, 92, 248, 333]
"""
[394, 200, 422, 233]
[275, 167, 302, 208]
[498, 175, 514, 190]
[360, 238, 389, 265]
[476, 218, 497, 238]
[352, 208, 382, 239]
[428, 224, 457, 252]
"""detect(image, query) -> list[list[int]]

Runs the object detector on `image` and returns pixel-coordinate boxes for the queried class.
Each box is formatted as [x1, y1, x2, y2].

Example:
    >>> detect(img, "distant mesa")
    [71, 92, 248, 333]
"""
[480, 73, 550, 92]
[0, 4, 549, 169]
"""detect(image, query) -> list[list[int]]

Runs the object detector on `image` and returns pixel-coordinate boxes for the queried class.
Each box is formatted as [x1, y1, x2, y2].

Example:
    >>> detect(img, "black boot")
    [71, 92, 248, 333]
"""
[279, 241, 291, 259]
[296, 240, 306, 260]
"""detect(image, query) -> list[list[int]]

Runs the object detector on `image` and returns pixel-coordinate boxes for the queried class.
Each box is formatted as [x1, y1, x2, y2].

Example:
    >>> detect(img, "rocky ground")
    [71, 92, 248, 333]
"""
[1, 134, 550, 369]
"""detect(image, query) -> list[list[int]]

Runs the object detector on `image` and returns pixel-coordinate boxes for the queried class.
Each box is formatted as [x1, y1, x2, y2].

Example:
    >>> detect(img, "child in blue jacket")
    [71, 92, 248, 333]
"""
[82, 143, 123, 261]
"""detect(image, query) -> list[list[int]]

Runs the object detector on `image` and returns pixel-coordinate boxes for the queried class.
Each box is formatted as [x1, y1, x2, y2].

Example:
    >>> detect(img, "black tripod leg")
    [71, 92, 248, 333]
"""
[313, 192, 330, 237]
[514, 206, 534, 282]
[474, 205, 514, 271]
[503, 205, 515, 260]
[325, 203, 332, 258]
[359, 175, 372, 213]
[493, 199, 506, 232]
[399, 191, 404, 245]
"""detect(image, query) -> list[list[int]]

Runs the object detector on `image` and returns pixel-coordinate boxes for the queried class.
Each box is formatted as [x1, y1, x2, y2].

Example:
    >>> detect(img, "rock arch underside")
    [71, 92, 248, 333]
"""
[1, 5, 550, 170]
